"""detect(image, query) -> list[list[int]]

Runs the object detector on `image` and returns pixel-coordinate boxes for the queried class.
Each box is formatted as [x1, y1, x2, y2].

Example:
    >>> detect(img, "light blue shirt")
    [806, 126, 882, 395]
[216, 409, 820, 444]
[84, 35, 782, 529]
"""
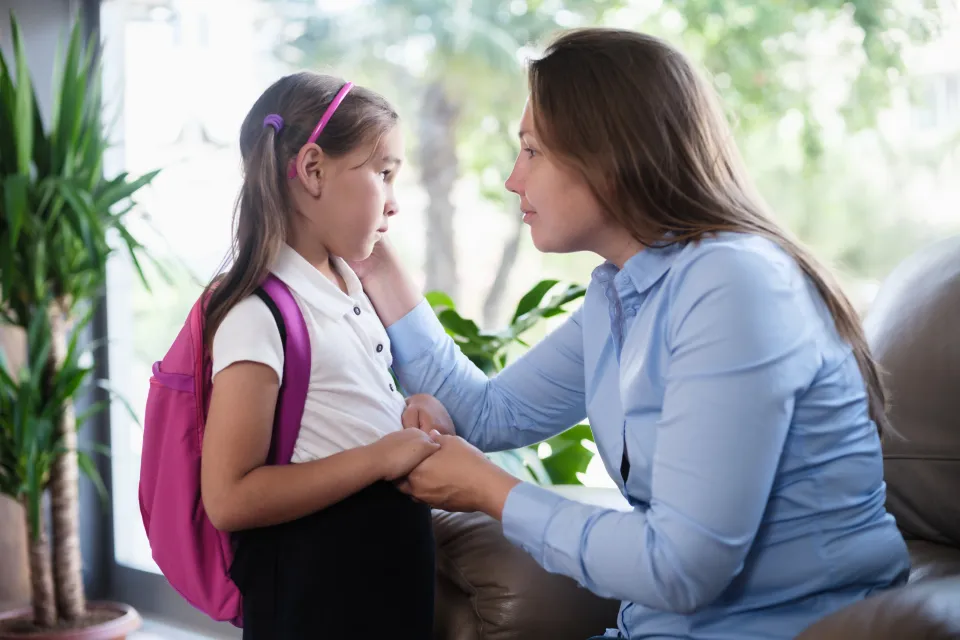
[387, 232, 910, 639]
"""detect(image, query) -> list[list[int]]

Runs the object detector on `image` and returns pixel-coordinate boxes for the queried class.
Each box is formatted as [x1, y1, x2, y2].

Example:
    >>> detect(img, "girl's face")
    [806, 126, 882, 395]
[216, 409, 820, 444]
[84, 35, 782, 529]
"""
[294, 125, 404, 262]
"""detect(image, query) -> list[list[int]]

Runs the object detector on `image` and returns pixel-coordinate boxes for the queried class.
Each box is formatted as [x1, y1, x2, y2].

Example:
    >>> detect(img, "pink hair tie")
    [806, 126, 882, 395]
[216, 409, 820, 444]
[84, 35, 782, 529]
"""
[287, 81, 355, 179]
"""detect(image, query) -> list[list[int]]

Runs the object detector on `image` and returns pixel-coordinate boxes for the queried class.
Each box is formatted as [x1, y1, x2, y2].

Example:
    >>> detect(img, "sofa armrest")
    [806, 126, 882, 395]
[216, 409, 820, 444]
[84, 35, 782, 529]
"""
[796, 576, 960, 639]
[432, 509, 620, 640]
[431, 486, 629, 639]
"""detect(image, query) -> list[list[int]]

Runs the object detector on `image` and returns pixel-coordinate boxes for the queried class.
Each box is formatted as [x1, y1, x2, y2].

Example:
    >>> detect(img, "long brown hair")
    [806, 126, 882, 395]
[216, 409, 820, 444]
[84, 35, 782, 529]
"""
[528, 28, 891, 436]
[203, 72, 398, 346]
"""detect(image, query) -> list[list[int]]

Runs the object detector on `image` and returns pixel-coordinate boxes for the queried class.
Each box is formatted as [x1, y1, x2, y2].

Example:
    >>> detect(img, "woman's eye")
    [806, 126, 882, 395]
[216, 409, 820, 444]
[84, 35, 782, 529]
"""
[523, 147, 537, 158]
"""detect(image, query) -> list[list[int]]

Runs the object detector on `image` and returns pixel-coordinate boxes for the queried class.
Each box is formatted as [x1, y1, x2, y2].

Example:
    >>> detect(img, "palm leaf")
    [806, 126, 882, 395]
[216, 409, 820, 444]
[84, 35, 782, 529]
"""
[10, 14, 33, 176]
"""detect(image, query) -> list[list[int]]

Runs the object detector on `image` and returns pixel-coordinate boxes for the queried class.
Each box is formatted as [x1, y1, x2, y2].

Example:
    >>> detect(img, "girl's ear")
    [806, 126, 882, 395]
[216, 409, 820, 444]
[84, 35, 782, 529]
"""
[294, 143, 325, 197]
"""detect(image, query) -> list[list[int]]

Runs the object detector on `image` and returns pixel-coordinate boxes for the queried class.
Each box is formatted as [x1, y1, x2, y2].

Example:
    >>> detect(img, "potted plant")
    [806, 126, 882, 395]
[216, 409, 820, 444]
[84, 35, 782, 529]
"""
[0, 11, 159, 638]
[425, 280, 595, 485]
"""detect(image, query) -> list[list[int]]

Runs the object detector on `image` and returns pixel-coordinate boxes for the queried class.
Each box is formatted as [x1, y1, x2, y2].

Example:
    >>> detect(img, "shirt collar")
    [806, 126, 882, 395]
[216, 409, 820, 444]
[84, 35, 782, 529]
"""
[270, 244, 362, 319]
[591, 239, 684, 296]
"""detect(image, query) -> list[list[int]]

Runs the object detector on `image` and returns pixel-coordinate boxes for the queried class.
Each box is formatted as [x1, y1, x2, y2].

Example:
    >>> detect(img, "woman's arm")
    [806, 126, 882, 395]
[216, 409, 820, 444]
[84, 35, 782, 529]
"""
[200, 362, 440, 532]
[499, 246, 820, 613]
[359, 240, 588, 452]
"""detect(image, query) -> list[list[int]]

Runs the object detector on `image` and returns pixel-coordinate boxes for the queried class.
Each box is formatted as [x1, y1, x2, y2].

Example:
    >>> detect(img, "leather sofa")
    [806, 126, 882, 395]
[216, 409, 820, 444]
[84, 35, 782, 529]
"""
[431, 236, 960, 639]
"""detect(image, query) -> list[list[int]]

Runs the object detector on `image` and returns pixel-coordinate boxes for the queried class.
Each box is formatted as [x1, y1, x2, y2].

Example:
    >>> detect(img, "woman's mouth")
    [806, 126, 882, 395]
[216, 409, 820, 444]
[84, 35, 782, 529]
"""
[521, 209, 537, 224]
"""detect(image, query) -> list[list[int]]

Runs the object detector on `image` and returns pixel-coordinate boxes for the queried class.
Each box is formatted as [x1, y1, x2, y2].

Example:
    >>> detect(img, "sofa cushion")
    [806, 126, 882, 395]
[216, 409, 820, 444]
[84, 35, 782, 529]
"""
[864, 235, 960, 546]
[907, 540, 960, 584]
[795, 575, 960, 640]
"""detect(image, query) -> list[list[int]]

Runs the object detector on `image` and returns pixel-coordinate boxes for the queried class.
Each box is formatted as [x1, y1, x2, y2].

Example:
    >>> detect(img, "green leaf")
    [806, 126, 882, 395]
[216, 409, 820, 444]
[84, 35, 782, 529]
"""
[3, 174, 29, 249]
[55, 179, 104, 268]
[10, 14, 34, 176]
[512, 279, 559, 323]
[93, 169, 160, 214]
[112, 222, 148, 288]
[0, 43, 18, 176]
[77, 451, 109, 511]
[75, 400, 109, 427]
[96, 379, 142, 429]
[31, 82, 50, 178]
[436, 308, 481, 339]
[540, 424, 595, 485]
[51, 17, 84, 176]
[425, 290, 456, 311]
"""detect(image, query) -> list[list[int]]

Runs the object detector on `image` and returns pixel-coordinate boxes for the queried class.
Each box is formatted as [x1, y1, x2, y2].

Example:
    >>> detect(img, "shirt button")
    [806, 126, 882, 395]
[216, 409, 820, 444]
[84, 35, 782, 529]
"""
[353, 306, 361, 315]
[376, 344, 384, 353]
[389, 383, 395, 392]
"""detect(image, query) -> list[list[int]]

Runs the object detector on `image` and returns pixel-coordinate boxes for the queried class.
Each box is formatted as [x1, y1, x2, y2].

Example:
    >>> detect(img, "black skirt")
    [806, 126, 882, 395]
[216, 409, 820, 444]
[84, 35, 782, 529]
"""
[230, 480, 436, 639]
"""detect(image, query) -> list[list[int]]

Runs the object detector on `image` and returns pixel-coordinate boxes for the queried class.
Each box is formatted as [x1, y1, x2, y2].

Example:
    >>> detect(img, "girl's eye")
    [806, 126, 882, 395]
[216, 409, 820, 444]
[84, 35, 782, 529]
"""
[380, 170, 393, 181]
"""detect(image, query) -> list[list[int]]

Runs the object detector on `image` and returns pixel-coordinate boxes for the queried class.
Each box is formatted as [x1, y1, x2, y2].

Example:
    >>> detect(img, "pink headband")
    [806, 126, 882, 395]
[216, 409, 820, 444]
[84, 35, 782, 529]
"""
[285, 81, 355, 179]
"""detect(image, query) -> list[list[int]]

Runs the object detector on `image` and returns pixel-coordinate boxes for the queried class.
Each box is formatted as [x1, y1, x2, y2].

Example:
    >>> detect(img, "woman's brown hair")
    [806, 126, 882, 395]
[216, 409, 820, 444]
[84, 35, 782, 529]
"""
[528, 28, 890, 436]
[203, 72, 398, 346]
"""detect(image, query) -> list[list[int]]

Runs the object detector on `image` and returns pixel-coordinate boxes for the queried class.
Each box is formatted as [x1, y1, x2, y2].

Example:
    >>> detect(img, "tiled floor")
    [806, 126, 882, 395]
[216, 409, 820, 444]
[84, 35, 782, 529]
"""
[131, 618, 230, 639]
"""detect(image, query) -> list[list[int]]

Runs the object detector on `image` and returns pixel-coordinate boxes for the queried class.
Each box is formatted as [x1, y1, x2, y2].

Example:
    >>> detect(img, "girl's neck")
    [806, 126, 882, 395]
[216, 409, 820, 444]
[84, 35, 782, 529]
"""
[286, 237, 349, 295]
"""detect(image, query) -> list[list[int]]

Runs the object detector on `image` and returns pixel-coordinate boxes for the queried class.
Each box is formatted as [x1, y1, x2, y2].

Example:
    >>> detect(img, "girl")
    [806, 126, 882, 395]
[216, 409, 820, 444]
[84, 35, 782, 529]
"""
[356, 28, 911, 640]
[199, 72, 438, 639]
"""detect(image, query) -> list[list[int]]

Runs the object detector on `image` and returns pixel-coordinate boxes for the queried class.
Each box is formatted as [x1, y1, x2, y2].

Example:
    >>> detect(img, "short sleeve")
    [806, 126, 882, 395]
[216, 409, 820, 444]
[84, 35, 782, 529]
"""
[211, 295, 285, 384]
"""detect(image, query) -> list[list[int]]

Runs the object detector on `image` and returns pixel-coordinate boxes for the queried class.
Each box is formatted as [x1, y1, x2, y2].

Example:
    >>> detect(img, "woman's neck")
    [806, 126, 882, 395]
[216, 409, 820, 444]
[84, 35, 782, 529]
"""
[593, 224, 646, 269]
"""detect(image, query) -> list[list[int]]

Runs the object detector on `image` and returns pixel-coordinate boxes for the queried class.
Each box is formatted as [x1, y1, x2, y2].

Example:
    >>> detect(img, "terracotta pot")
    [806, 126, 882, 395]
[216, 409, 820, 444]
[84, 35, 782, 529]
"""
[0, 602, 141, 640]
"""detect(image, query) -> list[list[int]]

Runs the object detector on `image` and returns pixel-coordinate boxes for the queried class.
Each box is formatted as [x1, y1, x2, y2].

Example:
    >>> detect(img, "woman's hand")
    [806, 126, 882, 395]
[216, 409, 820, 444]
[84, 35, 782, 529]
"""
[396, 435, 520, 518]
[350, 235, 423, 326]
[368, 428, 441, 482]
[401, 394, 456, 436]
[347, 235, 400, 282]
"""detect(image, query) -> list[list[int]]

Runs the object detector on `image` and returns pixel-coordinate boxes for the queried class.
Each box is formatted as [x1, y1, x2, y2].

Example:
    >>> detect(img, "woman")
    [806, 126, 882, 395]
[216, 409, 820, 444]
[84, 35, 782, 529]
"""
[356, 28, 910, 639]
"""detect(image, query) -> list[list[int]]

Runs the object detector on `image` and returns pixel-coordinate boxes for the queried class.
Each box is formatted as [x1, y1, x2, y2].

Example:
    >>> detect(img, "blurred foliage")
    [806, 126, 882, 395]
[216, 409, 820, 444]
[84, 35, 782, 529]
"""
[426, 278, 594, 485]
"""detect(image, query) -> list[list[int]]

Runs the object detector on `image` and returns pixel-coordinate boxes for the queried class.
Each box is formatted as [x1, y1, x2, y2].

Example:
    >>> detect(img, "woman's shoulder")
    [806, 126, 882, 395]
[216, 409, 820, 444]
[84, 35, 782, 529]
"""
[668, 231, 802, 294]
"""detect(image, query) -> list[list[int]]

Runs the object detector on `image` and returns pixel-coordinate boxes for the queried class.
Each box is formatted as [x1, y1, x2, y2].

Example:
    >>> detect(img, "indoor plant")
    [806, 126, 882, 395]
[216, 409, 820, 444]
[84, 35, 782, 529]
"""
[426, 279, 595, 485]
[0, 11, 158, 637]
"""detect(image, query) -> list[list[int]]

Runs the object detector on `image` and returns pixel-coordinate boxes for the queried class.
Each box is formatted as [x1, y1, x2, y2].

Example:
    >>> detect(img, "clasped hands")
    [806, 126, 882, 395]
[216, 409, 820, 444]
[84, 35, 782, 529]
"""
[383, 394, 519, 518]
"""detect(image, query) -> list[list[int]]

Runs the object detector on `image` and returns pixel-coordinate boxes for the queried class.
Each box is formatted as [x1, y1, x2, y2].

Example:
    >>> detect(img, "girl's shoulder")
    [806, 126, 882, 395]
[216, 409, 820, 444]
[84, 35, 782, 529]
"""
[211, 294, 286, 385]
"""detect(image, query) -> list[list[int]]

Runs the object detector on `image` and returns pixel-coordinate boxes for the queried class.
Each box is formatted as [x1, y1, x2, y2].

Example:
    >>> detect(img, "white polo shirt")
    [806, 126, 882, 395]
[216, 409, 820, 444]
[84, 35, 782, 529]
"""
[210, 244, 406, 462]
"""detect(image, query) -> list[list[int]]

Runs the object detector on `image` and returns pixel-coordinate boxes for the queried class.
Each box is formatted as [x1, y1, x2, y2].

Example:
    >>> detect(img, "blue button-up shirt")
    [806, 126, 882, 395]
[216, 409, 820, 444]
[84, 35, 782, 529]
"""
[387, 232, 909, 639]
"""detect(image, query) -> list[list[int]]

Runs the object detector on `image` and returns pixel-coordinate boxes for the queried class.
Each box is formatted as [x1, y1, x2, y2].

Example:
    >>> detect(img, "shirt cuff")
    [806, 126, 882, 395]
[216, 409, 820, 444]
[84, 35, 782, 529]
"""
[385, 298, 448, 366]
[501, 482, 566, 564]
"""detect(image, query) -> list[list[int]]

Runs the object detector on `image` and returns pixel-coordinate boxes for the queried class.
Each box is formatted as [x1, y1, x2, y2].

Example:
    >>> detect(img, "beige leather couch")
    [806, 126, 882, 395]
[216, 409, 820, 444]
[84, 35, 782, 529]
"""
[431, 236, 960, 640]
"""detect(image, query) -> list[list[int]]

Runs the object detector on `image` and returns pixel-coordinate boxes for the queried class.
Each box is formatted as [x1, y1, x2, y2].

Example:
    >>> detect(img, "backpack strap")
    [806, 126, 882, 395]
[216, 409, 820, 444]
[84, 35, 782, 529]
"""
[254, 275, 311, 465]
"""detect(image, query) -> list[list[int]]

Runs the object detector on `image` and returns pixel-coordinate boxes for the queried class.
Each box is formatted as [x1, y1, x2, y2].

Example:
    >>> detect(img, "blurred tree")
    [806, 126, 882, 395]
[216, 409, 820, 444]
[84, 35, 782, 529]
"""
[268, 0, 941, 322]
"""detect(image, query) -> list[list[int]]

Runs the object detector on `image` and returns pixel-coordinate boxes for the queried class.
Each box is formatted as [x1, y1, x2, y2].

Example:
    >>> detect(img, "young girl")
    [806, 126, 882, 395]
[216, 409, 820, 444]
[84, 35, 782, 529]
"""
[198, 72, 438, 638]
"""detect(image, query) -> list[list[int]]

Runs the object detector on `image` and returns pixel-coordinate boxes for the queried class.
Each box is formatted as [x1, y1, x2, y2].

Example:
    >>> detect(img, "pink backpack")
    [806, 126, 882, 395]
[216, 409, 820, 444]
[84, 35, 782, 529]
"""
[138, 274, 310, 626]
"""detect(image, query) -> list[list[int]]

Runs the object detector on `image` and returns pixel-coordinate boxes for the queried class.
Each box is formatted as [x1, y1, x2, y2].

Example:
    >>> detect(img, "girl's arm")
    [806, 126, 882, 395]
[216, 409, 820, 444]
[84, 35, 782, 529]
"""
[359, 240, 587, 453]
[200, 361, 439, 532]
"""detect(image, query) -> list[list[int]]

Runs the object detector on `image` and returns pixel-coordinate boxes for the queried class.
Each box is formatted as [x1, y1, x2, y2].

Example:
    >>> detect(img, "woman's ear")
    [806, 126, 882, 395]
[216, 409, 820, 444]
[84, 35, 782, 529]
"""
[294, 143, 325, 197]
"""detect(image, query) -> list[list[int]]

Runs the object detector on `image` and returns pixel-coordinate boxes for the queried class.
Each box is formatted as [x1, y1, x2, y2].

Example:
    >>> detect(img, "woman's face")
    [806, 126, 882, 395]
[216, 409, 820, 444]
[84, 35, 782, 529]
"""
[504, 101, 613, 257]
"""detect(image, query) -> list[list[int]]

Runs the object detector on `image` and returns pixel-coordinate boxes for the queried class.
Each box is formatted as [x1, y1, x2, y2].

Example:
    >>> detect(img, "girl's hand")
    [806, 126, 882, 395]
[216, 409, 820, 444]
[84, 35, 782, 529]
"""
[401, 394, 456, 436]
[370, 428, 441, 481]
[396, 435, 520, 518]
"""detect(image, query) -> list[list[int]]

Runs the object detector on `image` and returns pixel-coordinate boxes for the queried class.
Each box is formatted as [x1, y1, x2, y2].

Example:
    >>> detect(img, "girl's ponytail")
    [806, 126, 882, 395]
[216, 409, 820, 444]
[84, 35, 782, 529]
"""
[203, 123, 287, 347]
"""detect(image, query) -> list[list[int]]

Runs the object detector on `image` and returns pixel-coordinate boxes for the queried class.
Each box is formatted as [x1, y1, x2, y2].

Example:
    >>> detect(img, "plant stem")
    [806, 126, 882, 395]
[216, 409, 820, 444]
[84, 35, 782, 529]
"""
[47, 307, 86, 622]
[23, 497, 57, 628]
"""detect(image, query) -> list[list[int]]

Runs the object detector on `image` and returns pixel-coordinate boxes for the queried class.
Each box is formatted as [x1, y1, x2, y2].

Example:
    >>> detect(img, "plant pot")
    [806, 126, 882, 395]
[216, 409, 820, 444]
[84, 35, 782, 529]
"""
[0, 602, 141, 640]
